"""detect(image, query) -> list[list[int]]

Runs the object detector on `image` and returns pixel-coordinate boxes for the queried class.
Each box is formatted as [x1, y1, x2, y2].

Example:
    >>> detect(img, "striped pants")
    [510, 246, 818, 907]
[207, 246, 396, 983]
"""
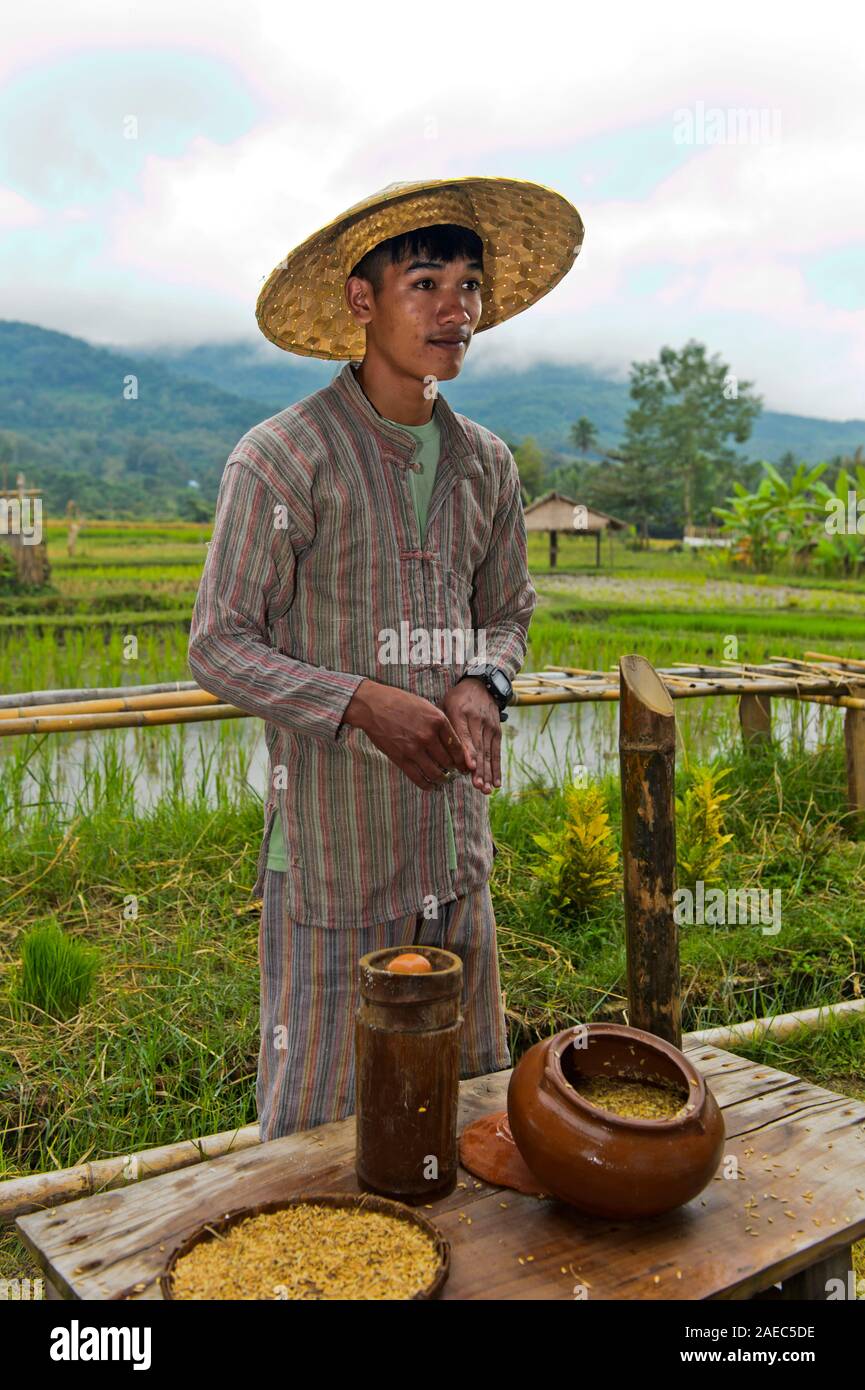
[256, 870, 511, 1142]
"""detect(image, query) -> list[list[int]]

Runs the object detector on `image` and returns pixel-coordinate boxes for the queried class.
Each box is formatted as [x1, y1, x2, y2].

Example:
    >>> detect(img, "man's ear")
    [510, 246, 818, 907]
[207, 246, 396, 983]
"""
[345, 274, 374, 327]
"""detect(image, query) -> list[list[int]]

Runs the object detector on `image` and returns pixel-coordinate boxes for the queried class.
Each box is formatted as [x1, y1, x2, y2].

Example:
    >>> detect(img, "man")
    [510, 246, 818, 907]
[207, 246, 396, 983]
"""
[188, 177, 583, 1140]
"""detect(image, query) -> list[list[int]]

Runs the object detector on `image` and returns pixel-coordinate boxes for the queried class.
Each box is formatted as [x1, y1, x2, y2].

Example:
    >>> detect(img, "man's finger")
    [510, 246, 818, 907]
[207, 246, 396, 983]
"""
[491, 723, 502, 787]
[434, 716, 474, 773]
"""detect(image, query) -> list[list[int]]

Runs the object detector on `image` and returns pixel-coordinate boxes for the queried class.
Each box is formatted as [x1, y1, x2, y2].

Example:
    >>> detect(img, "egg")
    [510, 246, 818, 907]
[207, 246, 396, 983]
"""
[387, 952, 433, 974]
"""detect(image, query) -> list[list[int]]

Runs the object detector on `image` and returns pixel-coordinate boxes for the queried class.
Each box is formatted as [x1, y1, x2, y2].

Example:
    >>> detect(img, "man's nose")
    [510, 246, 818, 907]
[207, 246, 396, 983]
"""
[437, 294, 475, 326]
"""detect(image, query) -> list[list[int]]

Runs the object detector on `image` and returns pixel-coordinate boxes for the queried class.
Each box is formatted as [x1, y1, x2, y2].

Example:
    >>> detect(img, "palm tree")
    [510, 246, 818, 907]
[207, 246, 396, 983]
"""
[571, 416, 598, 455]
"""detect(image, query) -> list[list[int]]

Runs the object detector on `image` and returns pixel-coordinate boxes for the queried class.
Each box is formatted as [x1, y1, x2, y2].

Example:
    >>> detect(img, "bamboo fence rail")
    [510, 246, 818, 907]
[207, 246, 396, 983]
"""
[2, 656, 865, 738]
[2, 658, 864, 821]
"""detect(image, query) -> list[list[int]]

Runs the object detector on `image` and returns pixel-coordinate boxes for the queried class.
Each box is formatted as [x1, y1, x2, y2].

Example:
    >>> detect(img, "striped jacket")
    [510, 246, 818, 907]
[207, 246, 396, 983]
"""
[187, 360, 537, 927]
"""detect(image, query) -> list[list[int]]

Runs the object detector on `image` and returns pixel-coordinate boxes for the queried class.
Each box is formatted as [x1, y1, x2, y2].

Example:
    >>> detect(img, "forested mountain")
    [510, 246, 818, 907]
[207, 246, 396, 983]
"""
[1, 320, 863, 520]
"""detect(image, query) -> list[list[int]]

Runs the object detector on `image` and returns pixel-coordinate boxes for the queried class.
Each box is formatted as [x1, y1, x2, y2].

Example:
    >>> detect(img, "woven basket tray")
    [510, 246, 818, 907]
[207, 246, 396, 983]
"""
[159, 1192, 450, 1301]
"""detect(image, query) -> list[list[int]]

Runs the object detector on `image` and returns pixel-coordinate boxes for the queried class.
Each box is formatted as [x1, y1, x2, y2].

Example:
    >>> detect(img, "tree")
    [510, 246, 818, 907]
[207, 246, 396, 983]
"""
[623, 340, 762, 533]
[513, 437, 545, 502]
[571, 416, 598, 455]
[583, 446, 669, 546]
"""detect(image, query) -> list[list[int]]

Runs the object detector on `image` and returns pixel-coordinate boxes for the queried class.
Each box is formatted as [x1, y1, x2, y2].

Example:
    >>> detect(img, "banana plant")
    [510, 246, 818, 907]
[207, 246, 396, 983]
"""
[713, 459, 827, 571]
[812, 464, 865, 577]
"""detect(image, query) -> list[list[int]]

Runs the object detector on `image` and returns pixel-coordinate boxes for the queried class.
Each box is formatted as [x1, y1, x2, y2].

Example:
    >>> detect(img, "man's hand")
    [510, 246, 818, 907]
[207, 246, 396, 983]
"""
[343, 680, 475, 791]
[440, 678, 502, 796]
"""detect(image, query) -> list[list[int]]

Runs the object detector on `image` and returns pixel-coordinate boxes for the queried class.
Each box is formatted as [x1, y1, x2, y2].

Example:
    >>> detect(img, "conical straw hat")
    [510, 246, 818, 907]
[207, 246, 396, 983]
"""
[256, 176, 584, 360]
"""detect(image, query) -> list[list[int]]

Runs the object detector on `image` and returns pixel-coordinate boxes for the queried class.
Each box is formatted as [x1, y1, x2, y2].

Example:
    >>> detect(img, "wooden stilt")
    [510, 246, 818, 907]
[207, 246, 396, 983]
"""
[739, 691, 772, 745]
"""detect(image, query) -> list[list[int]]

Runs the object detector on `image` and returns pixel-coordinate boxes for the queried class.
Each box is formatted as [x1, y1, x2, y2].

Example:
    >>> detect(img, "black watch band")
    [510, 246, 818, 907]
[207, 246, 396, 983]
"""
[459, 664, 513, 721]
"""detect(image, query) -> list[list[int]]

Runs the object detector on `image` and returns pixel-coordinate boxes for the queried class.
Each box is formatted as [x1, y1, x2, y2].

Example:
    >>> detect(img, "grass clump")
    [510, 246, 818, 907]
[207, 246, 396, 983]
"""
[10, 918, 100, 1023]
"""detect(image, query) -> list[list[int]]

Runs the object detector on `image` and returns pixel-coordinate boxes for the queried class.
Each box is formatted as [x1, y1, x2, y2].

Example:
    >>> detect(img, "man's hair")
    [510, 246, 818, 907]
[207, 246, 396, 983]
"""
[348, 223, 484, 293]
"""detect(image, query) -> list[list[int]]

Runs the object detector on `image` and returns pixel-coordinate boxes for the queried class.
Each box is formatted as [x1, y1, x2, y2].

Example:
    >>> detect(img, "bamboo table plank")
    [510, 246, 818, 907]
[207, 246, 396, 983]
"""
[16, 1045, 865, 1301]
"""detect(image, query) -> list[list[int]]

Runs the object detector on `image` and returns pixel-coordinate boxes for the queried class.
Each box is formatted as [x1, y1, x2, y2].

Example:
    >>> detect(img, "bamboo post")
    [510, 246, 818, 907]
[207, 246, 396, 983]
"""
[739, 691, 772, 746]
[843, 681, 865, 832]
[618, 654, 681, 1047]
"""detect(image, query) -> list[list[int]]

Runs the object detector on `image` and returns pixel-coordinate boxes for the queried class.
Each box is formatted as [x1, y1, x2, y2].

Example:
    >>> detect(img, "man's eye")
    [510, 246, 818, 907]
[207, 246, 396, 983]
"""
[412, 278, 483, 290]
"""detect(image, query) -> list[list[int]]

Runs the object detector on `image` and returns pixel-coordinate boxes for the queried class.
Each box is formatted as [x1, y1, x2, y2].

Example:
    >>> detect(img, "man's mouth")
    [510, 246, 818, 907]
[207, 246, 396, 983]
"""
[429, 337, 468, 350]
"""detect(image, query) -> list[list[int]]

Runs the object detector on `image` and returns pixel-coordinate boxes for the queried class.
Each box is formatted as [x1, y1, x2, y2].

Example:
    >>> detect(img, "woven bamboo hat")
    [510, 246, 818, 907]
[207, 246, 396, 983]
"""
[255, 176, 584, 360]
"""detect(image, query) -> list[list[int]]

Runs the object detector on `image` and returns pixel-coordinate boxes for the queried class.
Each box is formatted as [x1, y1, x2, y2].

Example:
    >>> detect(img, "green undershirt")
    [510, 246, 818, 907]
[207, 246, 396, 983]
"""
[265, 405, 458, 875]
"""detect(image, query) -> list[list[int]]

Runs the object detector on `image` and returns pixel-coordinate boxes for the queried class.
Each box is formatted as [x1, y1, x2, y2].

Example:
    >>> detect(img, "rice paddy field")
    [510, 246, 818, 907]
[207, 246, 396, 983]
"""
[1, 521, 864, 1290]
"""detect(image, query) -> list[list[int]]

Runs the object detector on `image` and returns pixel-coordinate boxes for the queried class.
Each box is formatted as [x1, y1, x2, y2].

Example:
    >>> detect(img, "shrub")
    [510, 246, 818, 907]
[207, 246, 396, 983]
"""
[530, 782, 620, 919]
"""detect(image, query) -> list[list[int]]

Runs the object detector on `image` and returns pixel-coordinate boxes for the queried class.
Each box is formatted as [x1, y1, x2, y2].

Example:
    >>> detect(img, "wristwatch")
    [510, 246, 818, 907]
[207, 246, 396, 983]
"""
[457, 663, 514, 721]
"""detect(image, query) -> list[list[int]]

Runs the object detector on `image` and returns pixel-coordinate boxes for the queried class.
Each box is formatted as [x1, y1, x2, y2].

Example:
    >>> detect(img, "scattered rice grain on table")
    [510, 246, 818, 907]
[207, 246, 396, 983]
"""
[169, 1203, 441, 1300]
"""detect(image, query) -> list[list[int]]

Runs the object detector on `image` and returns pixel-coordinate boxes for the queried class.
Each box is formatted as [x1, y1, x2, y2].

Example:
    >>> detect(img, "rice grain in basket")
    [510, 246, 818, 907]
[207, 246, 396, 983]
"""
[164, 1195, 449, 1301]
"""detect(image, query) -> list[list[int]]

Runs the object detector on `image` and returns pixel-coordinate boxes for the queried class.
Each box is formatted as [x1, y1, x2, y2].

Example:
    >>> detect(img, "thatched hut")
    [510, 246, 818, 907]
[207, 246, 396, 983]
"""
[523, 490, 628, 568]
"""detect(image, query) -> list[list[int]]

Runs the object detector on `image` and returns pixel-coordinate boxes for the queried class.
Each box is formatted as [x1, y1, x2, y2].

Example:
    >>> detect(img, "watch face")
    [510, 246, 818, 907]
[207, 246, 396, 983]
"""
[491, 670, 510, 697]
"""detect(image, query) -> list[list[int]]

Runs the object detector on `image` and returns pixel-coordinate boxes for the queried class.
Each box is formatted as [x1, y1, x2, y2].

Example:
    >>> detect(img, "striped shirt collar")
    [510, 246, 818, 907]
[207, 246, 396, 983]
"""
[333, 361, 480, 476]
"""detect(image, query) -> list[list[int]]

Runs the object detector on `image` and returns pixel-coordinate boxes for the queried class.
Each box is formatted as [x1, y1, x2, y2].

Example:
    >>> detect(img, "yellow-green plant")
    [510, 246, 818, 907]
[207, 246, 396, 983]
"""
[675, 764, 734, 889]
[530, 782, 620, 918]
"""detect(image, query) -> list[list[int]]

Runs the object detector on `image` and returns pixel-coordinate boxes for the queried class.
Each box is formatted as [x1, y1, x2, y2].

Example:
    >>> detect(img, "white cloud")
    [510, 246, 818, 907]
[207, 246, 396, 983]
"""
[0, 0, 863, 415]
[0, 184, 42, 228]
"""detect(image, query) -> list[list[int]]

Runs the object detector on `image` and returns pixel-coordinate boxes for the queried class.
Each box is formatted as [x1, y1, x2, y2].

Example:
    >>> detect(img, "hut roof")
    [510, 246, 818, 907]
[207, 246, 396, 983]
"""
[523, 491, 629, 533]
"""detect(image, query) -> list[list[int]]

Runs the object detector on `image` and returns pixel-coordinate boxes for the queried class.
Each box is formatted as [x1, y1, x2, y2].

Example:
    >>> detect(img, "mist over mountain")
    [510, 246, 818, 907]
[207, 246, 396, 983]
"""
[1, 320, 863, 519]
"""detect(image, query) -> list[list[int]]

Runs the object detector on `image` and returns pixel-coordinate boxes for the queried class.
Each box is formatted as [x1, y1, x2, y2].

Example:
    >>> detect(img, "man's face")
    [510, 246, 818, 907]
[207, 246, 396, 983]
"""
[347, 251, 484, 382]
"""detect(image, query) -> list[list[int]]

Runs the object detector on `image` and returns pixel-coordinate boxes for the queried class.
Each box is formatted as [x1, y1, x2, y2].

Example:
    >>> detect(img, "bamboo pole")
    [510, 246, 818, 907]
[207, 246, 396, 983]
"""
[0, 704, 245, 738]
[0, 689, 220, 721]
[0, 681, 200, 711]
[618, 654, 681, 1047]
[0, 1124, 260, 1224]
[804, 651, 865, 670]
[798, 693, 865, 710]
[686, 999, 865, 1049]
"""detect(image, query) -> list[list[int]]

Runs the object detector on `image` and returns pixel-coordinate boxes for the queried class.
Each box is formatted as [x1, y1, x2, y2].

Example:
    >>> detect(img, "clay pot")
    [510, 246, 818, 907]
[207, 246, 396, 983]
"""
[507, 1023, 725, 1219]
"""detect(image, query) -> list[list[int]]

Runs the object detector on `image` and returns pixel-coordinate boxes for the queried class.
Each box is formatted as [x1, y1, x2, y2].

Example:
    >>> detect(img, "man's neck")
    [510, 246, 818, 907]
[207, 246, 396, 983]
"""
[353, 357, 435, 426]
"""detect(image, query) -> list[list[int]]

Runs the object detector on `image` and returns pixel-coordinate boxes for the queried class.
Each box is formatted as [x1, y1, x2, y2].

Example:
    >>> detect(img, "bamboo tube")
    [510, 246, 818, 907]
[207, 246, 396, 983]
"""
[0, 690, 220, 721]
[686, 999, 865, 1050]
[0, 704, 246, 738]
[0, 680, 200, 710]
[618, 654, 681, 1047]
[0, 1124, 260, 1224]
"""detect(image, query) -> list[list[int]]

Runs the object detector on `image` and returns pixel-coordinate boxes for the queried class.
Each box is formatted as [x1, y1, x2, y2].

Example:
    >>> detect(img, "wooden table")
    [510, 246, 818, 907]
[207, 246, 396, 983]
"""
[16, 1040, 865, 1300]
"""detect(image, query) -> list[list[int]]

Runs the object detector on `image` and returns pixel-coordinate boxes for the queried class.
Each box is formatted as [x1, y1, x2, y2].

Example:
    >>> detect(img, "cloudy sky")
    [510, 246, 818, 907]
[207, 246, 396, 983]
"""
[2, 1, 863, 419]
